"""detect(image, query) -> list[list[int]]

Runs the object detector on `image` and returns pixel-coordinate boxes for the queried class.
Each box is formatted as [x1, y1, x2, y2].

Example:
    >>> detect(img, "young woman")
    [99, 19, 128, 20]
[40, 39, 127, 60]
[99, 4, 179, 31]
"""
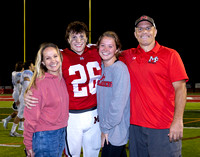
[23, 43, 69, 157]
[96, 31, 130, 157]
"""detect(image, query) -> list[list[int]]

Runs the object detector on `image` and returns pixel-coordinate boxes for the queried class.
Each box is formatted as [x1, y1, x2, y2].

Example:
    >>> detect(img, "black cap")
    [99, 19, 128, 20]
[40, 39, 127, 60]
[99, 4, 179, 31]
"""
[135, 15, 156, 27]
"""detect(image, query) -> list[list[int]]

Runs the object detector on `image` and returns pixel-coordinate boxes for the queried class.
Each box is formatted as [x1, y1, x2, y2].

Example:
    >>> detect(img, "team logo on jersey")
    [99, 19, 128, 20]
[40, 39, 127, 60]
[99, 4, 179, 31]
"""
[80, 57, 84, 60]
[97, 74, 112, 87]
[148, 56, 158, 64]
[132, 57, 136, 60]
[94, 116, 99, 124]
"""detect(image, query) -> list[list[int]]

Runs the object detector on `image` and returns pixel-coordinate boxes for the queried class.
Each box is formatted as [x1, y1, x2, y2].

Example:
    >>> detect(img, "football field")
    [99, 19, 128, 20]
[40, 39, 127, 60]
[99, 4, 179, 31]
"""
[0, 94, 200, 157]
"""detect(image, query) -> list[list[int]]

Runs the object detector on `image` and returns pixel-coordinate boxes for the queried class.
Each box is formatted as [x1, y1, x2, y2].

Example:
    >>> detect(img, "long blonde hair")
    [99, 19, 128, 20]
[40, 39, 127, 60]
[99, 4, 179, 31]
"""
[25, 43, 63, 93]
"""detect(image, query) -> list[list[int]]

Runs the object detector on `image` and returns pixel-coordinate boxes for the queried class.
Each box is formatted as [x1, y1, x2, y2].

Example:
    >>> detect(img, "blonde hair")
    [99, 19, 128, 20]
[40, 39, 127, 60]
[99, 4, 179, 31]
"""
[25, 43, 63, 93]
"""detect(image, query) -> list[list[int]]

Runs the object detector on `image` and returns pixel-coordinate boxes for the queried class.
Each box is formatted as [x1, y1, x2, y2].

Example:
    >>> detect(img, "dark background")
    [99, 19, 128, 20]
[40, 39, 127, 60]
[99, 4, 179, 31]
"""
[1, 0, 199, 88]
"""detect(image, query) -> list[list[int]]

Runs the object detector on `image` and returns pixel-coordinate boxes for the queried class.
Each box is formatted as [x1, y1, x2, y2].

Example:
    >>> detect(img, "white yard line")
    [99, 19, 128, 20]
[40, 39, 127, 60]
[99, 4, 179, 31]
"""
[184, 127, 200, 129]
[0, 144, 21, 147]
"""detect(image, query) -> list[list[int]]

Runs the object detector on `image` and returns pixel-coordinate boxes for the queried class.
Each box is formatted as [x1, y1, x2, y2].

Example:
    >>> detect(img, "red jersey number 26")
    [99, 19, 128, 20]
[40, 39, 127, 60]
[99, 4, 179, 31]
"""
[69, 61, 101, 97]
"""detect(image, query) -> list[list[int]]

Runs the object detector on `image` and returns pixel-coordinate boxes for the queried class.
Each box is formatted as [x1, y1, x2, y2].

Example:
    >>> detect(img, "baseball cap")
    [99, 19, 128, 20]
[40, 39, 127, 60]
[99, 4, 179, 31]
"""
[135, 15, 156, 27]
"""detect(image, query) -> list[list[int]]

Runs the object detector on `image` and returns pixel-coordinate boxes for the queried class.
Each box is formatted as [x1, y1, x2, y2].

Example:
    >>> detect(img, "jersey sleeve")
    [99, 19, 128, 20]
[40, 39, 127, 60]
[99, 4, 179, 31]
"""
[12, 72, 16, 86]
[168, 50, 189, 83]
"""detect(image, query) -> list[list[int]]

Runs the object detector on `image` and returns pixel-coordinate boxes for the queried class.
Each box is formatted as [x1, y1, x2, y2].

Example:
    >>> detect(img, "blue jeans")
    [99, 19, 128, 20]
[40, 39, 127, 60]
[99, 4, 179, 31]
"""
[129, 125, 182, 157]
[32, 127, 66, 157]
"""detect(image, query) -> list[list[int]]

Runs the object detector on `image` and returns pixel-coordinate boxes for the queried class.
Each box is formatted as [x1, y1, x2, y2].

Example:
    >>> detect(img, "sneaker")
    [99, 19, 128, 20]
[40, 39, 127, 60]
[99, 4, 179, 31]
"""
[18, 126, 24, 131]
[10, 131, 23, 137]
[2, 119, 8, 129]
[18, 121, 24, 131]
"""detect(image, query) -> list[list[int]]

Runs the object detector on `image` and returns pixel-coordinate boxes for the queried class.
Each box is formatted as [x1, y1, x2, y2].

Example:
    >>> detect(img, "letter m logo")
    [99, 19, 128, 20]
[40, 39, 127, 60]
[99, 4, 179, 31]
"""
[148, 56, 158, 63]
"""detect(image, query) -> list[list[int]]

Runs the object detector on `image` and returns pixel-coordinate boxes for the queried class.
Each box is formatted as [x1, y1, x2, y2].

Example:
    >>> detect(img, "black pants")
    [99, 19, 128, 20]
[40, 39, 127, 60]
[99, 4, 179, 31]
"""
[101, 142, 127, 157]
[129, 125, 182, 157]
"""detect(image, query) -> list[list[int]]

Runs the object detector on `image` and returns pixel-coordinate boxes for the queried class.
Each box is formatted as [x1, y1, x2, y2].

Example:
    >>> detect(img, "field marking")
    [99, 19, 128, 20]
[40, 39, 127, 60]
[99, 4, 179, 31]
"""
[183, 126, 200, 129]
[184, 119, 200, 125]
[187, 95, 200, 102]
[185, 110, 200, 111]
[0, 98, 13, 100]
[184, 127, 200, 129]
[0, 114, 11, 116]
[182, 136, 200, 141]
[0, 96, 13, 98]
[184, 118, 200, 119]
[0, 144, 21, 147]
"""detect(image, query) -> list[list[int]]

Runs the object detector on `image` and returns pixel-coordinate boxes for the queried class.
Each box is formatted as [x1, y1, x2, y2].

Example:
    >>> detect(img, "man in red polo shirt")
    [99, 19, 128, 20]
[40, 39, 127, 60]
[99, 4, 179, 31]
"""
[120, 15, 188, 157]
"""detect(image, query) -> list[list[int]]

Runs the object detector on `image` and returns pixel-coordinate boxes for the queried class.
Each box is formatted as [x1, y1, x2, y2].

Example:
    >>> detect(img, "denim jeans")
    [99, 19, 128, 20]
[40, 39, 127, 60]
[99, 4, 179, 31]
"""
[32, 127, 66, 157]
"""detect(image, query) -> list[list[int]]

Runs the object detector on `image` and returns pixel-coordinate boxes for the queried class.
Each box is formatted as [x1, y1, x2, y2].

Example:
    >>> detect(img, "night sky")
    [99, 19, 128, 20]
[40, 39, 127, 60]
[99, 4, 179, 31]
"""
[1, 0, 199, 88]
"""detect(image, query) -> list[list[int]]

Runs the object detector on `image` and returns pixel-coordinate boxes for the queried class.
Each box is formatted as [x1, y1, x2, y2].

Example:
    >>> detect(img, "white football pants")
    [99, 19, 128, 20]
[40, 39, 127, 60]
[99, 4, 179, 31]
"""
[65, 109, 101, 157]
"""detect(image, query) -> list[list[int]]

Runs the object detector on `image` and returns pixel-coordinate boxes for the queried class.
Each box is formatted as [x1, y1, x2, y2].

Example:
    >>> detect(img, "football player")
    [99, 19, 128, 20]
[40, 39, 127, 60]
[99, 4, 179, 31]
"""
[10, 60, 34, 137]
[2, 61, 24, 129]
[25, 21, 102, 157]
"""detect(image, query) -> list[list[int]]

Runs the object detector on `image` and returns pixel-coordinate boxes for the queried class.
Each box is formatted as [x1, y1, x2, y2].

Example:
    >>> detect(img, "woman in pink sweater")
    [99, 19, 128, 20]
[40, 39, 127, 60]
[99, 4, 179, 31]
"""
[23, 43, 69, 157]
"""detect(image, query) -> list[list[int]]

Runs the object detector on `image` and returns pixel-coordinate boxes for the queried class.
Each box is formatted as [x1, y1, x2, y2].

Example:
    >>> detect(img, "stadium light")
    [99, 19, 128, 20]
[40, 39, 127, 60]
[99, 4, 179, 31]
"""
[24, 0, 26, 62]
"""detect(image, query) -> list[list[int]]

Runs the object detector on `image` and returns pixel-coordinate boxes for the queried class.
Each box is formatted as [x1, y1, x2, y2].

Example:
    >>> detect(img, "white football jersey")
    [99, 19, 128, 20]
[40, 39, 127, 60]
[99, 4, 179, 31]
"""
[20, 70, 33, 95]
[12, 71, 22, 101]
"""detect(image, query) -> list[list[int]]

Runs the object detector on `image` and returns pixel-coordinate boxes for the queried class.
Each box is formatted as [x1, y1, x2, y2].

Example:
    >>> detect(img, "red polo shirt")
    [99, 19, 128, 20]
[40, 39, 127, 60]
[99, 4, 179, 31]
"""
[120, 42, 188, 129]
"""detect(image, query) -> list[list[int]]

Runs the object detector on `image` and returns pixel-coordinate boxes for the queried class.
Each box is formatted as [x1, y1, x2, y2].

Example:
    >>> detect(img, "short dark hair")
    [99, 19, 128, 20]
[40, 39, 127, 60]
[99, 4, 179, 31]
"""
[15, 61, 24, 71]
[65, 21, 89, 41]
[24, 60, 34, 70]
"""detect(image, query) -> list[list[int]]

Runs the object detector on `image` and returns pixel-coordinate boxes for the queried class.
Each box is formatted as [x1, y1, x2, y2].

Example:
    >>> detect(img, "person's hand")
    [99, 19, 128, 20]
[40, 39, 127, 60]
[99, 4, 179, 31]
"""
[24, 90, 38, 109]
[101, 132, 108, 147]
[168, 119, 183, 142]
[27, 149, 35, 157]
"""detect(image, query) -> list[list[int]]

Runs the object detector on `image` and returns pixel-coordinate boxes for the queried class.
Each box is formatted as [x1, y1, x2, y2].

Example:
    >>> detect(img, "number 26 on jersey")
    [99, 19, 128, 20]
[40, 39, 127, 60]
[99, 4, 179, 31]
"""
[69, 61, 101, 97]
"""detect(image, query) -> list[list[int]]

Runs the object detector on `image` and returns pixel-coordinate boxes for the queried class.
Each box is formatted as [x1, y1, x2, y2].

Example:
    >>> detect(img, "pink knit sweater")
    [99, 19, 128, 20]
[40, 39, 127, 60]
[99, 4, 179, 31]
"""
[23, 73, 69, 150]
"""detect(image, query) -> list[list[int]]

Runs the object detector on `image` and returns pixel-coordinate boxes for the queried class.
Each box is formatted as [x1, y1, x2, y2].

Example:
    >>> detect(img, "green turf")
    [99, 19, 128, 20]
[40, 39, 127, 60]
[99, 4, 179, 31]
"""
[0, 101, 13, 108]
[0, 123, 25, 157]
[182, 128, 200, 156]
[0, 123, 199, 157]
[185, 102, 200, 110]
[0, 96, 200, 156]
[0, 108, 14, 122]
[187, 92, 200, 95]
[183, 110, 200, 127]
[0, 94, 12, 96]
